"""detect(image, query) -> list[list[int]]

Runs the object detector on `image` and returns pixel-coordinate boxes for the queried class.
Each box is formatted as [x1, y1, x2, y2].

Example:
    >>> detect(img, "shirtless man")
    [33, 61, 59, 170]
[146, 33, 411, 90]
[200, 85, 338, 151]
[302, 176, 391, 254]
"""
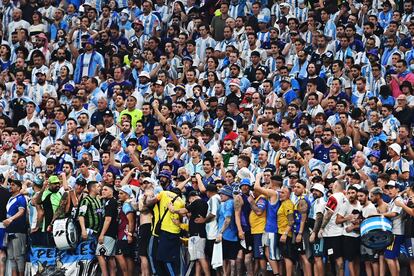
[138, 178, 155, 276]
[370, 187, 389, 276]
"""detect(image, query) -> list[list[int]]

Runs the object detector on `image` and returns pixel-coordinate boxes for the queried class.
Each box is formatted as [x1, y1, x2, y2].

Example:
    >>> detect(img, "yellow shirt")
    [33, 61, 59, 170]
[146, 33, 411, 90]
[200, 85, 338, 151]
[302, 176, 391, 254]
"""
[154, 191, 185, 235]
[249, 195, 267, 234]
[118, 108, 143, 129]
[277, 199, 294, 237]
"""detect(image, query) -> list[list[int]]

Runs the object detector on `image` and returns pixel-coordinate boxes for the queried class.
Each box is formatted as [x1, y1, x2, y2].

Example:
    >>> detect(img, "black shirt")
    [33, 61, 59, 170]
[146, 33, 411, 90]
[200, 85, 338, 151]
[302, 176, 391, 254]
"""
[186, 199, 208, 238]
[0, 187, 11, 221]
[102, 198, 119, 239]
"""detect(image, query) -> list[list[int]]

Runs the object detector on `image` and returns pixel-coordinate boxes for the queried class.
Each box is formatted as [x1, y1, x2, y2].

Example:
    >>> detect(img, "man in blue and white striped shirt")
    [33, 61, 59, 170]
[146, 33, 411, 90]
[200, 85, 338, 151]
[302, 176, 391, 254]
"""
[137, 0, 160, 36]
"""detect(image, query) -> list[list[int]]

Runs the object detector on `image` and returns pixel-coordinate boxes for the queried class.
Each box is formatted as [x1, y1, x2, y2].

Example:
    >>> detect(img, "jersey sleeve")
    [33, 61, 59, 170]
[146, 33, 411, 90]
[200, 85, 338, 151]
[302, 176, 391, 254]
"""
[325, 196, 338, 212]
[122, 202, 134, 215]
[78, 198, 89, 217]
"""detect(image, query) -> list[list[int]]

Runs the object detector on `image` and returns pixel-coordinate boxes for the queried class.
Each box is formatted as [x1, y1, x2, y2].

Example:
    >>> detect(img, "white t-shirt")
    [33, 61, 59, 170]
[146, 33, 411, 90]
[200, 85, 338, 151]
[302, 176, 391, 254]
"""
[206, 194, 221, 240]
[361, 202, 378, 219]
[338, 200, 362, 237]
[323, 192, 347, 237]
[388, 196, 404, 235]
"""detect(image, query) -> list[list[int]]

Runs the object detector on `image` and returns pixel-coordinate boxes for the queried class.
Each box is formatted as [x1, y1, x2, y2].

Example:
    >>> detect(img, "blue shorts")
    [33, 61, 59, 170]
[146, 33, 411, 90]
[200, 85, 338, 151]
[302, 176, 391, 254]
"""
[405, 238, 414, 259]
[0, 226, 6, 250]
[312, 238, 324, 257]
[385, 235, 404, 260]
[253, 234, 264, 259]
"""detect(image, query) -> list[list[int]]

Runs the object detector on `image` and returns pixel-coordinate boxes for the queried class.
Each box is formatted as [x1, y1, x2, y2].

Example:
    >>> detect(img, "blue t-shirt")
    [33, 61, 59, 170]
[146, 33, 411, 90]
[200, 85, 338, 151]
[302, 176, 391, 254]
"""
[6, 194, 27, 233]
[314, 144, 341, 163]
[218, 199, 238, 242]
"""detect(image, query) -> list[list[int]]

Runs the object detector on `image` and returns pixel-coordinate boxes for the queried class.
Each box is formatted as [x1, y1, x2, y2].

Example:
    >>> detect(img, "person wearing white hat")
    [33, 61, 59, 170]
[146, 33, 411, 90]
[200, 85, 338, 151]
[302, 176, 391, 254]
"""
[385, 143, 410, 184]
[309, 183, 326, 276]
[383, 179, 405, 276]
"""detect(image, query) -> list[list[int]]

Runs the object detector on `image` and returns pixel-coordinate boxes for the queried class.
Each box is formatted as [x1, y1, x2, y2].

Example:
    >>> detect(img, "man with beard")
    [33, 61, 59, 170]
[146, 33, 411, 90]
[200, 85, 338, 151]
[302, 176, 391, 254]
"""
[336, 186, 362, 276]
[49, 48, 73, 82]
[92, 122, 115, 153]
[128, 19, 148, 53]
[68, 96, 87, 121]
[109, 24, 130, 56]
[308, 183, 326, 276]
[77, 133, 100, 165]
[224, 63, 251, 94]
[357, 188, 379, 276]
[32, 175, 65, 245]
[137, 0, 160, 36]
[314, 128, 341, 163]
[29, 71, 57, 107]
[73, 38, 105, 84]
[303, 63, 327, 95]
[9, 83, 31, 127]
[310, 34, 333, 70]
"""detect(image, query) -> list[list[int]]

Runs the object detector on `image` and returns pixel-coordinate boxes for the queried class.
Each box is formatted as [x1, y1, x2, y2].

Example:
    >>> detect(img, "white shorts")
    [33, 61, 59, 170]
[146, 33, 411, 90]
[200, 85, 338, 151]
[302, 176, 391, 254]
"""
[262, 232, 280, 261]
[95, 236, 116, 257]
[188, 236, 206, 261]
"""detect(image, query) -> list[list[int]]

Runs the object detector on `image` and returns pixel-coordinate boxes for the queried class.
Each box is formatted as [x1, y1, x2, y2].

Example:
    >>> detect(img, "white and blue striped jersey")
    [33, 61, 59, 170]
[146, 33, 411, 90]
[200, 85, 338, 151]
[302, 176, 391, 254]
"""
[324, 19, 336, 39]
[195, 36, 217, 62]
[294, 7, 308, 23]
[137, 12, 160, 36]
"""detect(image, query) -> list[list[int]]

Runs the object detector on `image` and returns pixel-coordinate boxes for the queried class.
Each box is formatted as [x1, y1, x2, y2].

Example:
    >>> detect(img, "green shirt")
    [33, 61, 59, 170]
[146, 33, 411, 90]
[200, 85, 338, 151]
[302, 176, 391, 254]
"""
[78, 195, 103, 233]
[118, 108, 143, 129]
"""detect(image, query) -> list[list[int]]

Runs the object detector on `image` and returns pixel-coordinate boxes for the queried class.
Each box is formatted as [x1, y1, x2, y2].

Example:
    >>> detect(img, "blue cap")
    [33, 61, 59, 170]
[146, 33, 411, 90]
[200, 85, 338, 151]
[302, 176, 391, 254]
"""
[239, 178, 251, 187]
[158, 170, 172, 179]
[63, 83, 75, 93]
[368, 150, 380, 159]
[86, 37, 95, 46]
[33, 176, 44, 187]
[258, 14, 270, 24]
[82, 132, 95, 143]
[120, 185, 132, 197]
[218, 185, 233, 198]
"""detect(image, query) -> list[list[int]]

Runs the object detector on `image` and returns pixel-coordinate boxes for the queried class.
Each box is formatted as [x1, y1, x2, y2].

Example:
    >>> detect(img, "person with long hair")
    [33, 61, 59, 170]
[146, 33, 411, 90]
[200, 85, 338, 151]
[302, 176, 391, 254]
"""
[0, 44, 12, 72]
[201, 70, 219, 97]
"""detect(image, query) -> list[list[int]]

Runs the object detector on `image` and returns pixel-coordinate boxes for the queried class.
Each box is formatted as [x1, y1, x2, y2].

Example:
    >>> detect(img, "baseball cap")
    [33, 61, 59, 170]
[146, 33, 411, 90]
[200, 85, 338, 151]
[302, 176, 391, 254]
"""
[86, 37, 95, 46]
[158, 170, 172, 179]
[218, 185, 233, 198]
[120, 185, 133, 197]
[62, 83, 75, 93]
[370, 122, 383, 129]
[82, 132, 95, 143]
[103, 109, 113, 117]
[385, 180, 398, 188]
[33, 176, 44, 187]
[280, 76, 291, 83]
[139, 71, 150, 79]
[48, 175, 60, 184]
[239, 178, 251, 187]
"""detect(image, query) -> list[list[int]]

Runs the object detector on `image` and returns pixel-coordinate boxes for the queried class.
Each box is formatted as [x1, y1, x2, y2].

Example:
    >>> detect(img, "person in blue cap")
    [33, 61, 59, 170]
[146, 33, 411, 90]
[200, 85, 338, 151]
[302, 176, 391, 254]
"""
[216, 185, 238, 275]
[77, 133, 100, 164]
[233, 178, 254, 276]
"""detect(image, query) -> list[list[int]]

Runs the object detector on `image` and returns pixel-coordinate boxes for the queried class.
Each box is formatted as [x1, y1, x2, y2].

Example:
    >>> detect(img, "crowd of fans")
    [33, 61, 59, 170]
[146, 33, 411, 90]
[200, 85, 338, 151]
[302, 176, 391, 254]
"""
[1, 0, 414, 275]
